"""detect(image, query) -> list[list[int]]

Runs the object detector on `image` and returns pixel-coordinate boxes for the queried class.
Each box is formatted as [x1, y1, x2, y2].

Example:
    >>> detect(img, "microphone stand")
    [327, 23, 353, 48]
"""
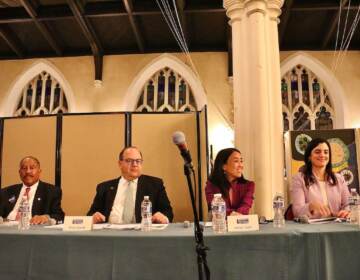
[183, 162, 210, 280]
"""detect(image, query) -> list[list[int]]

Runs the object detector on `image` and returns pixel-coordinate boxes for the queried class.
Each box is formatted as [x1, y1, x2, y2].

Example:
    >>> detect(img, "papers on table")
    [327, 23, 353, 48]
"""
[0, 220, 19, 227]
[294, 216, 346, 224]
[151, 223, 169, 230]
[44, 224, 64, 229]
[201, 222, 212, 227]
[104, 224, 140, 230]
[44, 224, 105, 230]
[44, 223, 169, 231]
[104, 223, 168, 230]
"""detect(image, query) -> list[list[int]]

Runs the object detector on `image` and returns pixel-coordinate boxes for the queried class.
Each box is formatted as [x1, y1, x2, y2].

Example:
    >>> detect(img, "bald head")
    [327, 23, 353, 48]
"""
[19, 156, 40, 168]
[19, 156, 42, 187]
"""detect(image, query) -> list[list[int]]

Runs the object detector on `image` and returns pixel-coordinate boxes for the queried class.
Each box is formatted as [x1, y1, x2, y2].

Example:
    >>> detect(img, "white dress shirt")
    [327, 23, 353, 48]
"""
[7, 181, 39, 220]
[108, 177, 138, 224]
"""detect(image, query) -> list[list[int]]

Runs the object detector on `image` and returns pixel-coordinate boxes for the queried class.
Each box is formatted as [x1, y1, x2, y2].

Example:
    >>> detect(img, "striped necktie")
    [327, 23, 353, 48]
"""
[16, 187, 31, 221]
[122, 181, 135, 223]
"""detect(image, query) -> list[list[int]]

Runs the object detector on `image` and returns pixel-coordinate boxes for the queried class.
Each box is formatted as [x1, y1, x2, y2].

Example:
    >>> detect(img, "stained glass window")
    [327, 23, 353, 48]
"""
[14, 71, 68, 116]
[281, 65, 334, 131]
[136, 67, 196, 112]
[315, 106, 333, 130]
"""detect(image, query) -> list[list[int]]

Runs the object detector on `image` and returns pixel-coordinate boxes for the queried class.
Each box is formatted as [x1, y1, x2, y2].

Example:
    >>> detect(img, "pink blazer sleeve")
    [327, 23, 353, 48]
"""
[291, 173, 311, 217]
[337, 174, 350, 211]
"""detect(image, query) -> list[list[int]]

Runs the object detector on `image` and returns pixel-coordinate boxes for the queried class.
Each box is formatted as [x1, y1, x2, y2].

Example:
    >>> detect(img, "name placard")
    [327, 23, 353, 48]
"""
[63, 216, 93, 231]
[227, 214, 259, 232]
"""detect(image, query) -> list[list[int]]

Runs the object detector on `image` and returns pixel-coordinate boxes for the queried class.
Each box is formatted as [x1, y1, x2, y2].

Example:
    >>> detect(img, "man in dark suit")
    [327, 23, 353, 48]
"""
[88, 146, 173, 224]
[0, 156, 65, 224]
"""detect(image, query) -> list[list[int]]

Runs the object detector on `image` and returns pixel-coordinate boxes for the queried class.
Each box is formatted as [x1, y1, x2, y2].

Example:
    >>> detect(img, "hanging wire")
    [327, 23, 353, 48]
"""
[162, 0, 187, 53]
[156, 0, 187, 54]
[172, 0, 189, 53]
[155, 0, 234, 129]
[156, 0, 201, 81]
[343, 5, 360, 47]
[337, 4, 360, 70]
[339, 0, 352, 51]
[333, 0, 354, 73]
[331, 0, 343, 72]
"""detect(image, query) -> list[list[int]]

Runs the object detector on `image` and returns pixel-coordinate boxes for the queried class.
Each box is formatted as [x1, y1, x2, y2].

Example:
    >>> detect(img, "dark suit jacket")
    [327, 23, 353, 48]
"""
[87, 175, 173, 222]
[0, 181, 65, 222]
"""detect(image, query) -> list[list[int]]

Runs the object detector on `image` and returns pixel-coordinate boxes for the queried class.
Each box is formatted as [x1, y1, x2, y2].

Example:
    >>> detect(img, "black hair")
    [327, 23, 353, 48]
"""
[208, 148, 247, 198]
[302, 137, 337, 187]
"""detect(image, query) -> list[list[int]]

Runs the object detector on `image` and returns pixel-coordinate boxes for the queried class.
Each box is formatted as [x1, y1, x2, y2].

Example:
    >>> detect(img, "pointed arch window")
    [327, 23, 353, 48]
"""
[14, 71, 68, 116]
[281, 65, 335, 131]
[136, 67, 197, 112]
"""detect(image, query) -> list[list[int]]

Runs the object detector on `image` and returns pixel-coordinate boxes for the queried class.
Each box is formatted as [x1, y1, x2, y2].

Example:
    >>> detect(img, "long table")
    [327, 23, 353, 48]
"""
[0, 222, 360, 280]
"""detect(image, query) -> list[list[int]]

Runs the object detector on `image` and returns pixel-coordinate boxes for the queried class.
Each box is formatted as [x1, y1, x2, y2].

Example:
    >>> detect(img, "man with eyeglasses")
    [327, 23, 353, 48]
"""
[88, 146, 173, 224]
[0, 156, 65, 224]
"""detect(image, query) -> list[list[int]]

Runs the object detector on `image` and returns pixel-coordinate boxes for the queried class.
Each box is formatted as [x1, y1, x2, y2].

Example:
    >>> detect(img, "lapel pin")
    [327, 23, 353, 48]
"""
[37, 197, 41, 201]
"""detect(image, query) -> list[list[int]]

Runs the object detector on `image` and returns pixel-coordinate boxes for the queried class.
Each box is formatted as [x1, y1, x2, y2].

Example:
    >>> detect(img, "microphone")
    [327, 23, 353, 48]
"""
[172, 131, 193, 168]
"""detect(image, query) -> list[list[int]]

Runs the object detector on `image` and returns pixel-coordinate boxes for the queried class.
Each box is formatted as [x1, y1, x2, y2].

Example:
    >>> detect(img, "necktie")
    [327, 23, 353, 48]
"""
[16, 187, 31, 221]
[24, 187, 31, 199]
[122, 181, 135, 223]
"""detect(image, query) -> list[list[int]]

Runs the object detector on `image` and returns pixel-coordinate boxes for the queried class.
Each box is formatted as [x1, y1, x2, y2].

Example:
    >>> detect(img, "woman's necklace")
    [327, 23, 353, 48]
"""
[313, 170, 326, 181]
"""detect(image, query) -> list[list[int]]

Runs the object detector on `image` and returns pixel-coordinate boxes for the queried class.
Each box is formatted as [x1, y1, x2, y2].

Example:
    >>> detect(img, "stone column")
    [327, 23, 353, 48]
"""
[224, 0, 284, 218]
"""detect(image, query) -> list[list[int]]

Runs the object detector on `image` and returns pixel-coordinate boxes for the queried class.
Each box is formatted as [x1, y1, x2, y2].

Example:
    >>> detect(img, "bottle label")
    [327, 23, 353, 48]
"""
[19, 205, 29, 213]
[348, 196, 358, 206]
[212, 205, 226, 213]
[141, 204, 152, 214]
[273, 200, 284, 209]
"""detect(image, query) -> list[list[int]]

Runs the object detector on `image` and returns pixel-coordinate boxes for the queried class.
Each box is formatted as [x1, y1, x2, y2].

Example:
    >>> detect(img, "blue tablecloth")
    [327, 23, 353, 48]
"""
[0, 222, 359, 280]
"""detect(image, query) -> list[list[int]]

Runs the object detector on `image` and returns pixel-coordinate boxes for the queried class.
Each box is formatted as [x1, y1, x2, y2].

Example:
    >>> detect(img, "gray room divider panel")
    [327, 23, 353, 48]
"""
[199, 108, 210, 221]
[131, 112, 199, 222]
[1, 116, 56, 187]
[61, 114, 125, 216]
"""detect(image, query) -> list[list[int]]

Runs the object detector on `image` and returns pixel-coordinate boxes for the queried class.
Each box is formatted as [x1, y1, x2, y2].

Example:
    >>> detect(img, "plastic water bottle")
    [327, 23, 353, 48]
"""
[18, 196, 30, 230]
[348, 188, 359, 224]
[273, 193, 285, 228]
[141, 196, 152, 231]
[211, 193, 227, 233]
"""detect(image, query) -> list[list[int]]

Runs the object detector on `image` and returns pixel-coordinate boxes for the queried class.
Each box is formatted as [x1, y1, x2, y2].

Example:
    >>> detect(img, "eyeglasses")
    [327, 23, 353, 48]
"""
[122, 158, 143, 165]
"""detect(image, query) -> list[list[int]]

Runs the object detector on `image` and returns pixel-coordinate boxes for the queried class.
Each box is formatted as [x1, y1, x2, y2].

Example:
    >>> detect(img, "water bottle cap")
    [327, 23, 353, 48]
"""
[214, 193, 222, 198]
[144, 196, 149, 199]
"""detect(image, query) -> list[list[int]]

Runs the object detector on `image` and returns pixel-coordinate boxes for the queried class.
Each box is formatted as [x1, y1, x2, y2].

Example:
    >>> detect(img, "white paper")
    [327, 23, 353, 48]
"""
[307, 217, 337, 224]
[44, 223, 114, 230]
[104, 223, 169, 230]
[296, 216, 337, 224]
[0, 220, 19, 227]
[93, 223, 110, 230]
[105, 224, 141, 230]
[43, 223, 169, 230]
[227, 214, 260, 232]
[44, 223, 63, 229]
[151, 223, 168, 230]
